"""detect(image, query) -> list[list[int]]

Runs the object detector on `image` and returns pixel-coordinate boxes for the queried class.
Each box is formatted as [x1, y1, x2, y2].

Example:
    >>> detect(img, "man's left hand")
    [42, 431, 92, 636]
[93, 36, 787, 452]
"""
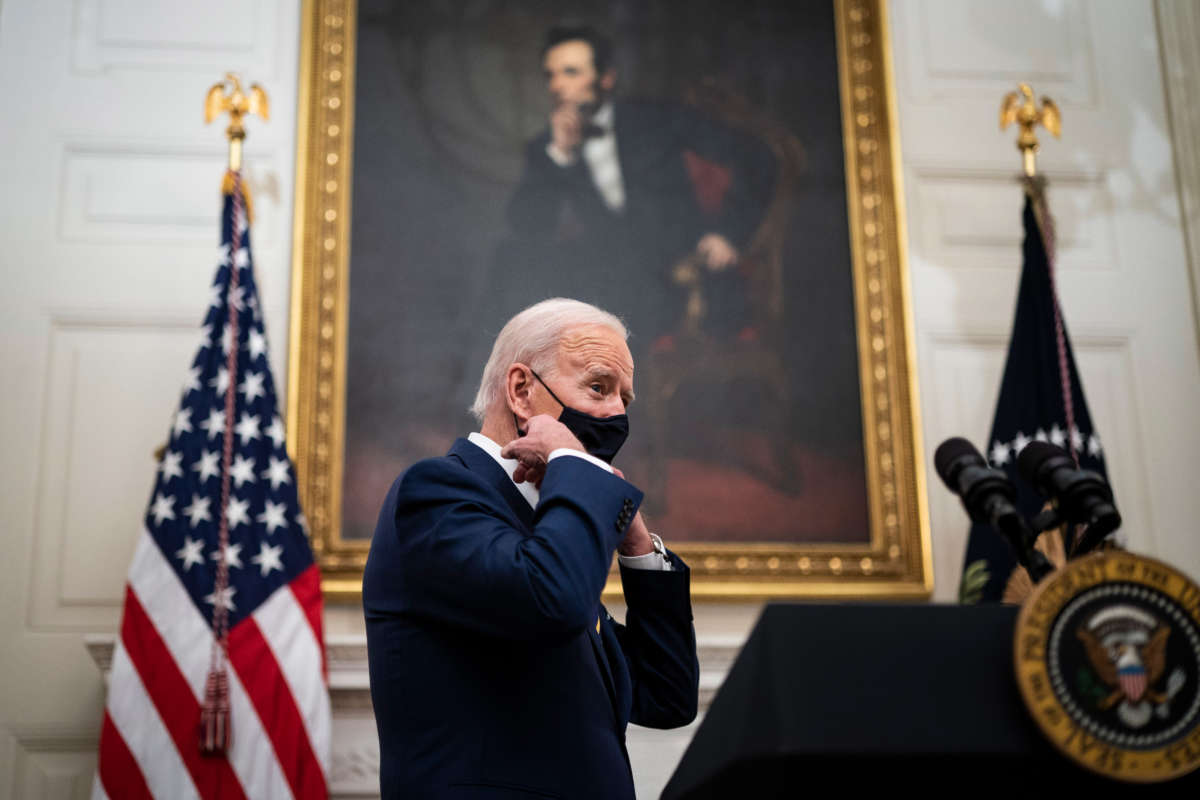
[696, 233, 739, 271]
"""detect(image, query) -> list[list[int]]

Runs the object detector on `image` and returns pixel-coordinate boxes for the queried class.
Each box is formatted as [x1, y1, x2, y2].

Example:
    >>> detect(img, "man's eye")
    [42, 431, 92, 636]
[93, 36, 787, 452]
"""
[590, 384, 604, 394]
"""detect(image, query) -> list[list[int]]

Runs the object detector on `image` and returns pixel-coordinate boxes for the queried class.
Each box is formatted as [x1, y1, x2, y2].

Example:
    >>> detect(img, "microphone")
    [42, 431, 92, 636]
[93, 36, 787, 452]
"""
[1016, 441, 1120, 556]
[934, 437, 1053, 582]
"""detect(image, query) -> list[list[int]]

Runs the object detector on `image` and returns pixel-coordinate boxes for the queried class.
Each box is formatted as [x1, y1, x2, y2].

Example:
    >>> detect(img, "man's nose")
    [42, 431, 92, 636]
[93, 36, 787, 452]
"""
[600, 395, 626, 417]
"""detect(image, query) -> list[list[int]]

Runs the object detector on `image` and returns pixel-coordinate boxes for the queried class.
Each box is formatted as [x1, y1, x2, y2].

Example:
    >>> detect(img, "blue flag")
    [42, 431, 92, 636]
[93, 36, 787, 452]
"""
[959, 178, 1111, 604]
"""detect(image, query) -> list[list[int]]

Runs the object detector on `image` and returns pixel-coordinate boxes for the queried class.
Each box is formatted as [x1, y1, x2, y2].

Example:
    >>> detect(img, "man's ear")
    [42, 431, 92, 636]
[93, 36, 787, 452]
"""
[505, 363, 535, 424]
[600, 69, 616, 93]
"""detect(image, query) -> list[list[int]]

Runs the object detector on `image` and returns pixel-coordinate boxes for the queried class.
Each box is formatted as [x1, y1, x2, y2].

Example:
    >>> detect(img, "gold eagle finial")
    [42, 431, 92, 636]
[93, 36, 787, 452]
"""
[1000, 83, 1060, 177]
[205, 73, 270, 173]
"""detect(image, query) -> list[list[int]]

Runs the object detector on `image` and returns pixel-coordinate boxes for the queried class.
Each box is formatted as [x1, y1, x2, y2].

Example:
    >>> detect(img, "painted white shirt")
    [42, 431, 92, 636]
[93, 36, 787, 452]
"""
[466, 432, 670, 571]
[546, 102, 627, 212]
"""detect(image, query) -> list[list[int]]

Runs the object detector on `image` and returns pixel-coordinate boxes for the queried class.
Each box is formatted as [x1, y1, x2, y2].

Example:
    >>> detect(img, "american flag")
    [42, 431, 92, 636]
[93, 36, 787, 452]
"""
[94, 175, 331, 799]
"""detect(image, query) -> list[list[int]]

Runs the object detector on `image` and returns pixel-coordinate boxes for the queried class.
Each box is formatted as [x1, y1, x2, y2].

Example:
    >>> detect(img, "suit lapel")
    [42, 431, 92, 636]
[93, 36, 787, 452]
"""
[447, 438, 534, 529]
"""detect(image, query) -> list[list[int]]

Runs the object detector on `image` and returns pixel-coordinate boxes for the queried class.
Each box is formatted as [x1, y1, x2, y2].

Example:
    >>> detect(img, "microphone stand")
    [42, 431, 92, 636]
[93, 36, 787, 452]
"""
[989, 502, 1055, 584]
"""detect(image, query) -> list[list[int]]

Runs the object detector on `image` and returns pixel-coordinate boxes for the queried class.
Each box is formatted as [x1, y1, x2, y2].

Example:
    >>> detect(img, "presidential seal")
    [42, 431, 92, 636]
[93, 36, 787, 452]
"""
[1014, 551, 1200, 782]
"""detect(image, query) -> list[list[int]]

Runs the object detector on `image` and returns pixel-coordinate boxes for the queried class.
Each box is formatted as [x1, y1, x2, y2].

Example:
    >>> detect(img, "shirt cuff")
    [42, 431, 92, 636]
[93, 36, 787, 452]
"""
[548, 448, 613, 474]
[545, 142, 579, 166]
[618, 532, 673, 572]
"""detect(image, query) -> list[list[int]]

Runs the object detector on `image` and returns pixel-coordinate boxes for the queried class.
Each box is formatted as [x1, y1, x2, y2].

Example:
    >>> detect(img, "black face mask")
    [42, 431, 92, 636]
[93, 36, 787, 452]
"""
[516, 369, 629, 463]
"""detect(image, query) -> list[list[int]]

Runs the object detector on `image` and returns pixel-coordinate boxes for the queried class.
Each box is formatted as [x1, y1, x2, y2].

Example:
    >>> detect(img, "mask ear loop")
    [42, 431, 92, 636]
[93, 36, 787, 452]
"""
[528, 368, 568, 411]
[513, 366, 562, 437]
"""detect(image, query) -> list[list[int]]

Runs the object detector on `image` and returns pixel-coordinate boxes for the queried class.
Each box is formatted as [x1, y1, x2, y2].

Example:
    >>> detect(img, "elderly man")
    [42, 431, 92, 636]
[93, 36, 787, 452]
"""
[363, 298, 699, 799]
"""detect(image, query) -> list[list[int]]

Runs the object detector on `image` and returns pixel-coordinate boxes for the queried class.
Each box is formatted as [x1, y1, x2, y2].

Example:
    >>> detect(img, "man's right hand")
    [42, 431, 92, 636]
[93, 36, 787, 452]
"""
[549, 105, 584, 160]
[501, 414, 584, 487]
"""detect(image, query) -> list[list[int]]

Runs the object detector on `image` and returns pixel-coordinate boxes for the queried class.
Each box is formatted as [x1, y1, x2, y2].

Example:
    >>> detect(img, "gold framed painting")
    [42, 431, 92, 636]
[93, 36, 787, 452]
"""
[288, 0, 930, 600]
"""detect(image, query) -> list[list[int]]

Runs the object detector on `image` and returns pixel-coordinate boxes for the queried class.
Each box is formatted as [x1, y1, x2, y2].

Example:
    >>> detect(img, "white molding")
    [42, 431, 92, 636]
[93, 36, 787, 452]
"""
[71, 0, 281, 77]
[57, 140, 281, 246]
[4, 725, 99, 800]
[28, 311, 200, 632]
[907, 166, 1117, 273]
[893, 0, 1100, 107]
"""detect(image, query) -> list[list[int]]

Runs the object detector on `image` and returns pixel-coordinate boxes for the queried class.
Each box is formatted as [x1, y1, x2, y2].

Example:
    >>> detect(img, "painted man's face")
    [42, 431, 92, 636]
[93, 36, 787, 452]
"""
[543, 40, 614, 113]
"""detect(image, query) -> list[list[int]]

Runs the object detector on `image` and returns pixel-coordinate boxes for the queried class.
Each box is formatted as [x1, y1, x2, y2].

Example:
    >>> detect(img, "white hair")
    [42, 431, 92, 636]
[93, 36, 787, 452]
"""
[469, 298, 627, 423]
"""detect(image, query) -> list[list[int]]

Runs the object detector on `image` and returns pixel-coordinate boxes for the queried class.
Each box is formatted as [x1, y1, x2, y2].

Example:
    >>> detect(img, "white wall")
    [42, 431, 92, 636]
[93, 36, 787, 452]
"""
[2, 1, 1199, 797]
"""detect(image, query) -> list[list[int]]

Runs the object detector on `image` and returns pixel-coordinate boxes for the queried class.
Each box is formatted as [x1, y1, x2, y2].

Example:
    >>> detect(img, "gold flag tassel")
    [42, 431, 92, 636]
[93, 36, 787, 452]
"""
[206, 73, 269, 221]
[199, 668, 232, 754]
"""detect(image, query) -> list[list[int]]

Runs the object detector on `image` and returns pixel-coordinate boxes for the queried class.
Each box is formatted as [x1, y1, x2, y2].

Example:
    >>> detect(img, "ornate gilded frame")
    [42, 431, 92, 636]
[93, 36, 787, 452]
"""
[288, 0, 931, 600]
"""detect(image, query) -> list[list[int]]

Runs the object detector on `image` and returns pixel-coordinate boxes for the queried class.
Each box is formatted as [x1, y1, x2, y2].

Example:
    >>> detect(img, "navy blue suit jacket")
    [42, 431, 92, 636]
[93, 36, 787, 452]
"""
[363, 438, 699, 799]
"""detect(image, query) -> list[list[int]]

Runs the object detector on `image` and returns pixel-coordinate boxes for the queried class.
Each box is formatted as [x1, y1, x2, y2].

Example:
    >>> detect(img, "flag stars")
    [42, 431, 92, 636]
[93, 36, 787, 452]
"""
[226, 496, 251, 530]
[266, 416, 285, 449]
[159, 450, 184, 482]
[1088, 434, 1103, 457]
[200, 408, 226, 440]
[257, 500, 288, 534]
[205, 586, 237, 612]
[183, 494, 213, 527]
[1049, 424, 1066, 448]
[989, 440, 1011, 467]
[228, 285, 246, 312]
[229, 454, 257, 488]
[262, 456, 291, 490]
[193, 449, 221, 483]
[182, 366, 202, 396]
[211, 366, 230, 395]
[251, 542, 284, 577]
[221, 324, 233, 355]
[235, 413, 261, 445]
[176, 537, 205, 572]
[1012, 431, 1032, 454]
[173, 408, 194, 438]
[210, 542, 243, 570]
[149, 493, 176, 525]
[1034, 428, 1048, 443]
[239, 371, 266, 403]
[234, 246, 250, 268]
[248, 329, 267, 362]
[208, 283, 224, 309]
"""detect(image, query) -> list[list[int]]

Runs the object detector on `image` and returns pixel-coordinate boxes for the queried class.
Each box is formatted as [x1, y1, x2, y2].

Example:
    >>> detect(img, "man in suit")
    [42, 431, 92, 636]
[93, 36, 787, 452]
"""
[363, 298, 699, 799]
[499, 25, 775, 350]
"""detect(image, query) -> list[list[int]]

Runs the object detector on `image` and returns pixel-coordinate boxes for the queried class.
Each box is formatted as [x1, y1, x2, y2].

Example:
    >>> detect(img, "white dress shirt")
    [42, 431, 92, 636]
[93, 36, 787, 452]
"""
[545, 102, 627, 213]
[466, 432, 671, 571]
